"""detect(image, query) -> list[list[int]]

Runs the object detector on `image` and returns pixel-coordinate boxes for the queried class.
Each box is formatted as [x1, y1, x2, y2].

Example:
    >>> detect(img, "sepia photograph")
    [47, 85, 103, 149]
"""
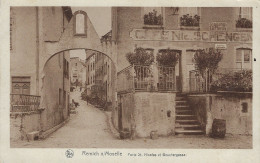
[8, 6, 254, 149]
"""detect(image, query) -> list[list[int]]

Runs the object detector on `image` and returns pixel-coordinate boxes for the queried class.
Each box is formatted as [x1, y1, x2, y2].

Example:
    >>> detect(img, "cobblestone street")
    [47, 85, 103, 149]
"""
[10, 90, 252, 149]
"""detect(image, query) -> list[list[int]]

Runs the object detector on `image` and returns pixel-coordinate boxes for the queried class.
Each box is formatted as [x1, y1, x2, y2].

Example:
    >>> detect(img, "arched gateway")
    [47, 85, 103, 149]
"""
[39, 10, 117, 134]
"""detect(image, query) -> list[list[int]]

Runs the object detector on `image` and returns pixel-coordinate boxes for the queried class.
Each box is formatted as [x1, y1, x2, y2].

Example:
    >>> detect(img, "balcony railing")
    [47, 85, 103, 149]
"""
[188, 68, 248, 93]
[117, 65, 176, 93]
[158, 66, 176, 91]
[10, 94, 41, 112]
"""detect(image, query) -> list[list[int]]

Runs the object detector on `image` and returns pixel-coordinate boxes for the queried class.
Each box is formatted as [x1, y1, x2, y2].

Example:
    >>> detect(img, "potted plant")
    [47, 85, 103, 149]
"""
[156, 49, 180, 90]
[236, 18, 252, 28]
[194, 48, 223, 92]
[144, 9, 163, 26]
[156, 48, 180, 67]
[180, 14, 200, 27]
[126, 47, 155, 90]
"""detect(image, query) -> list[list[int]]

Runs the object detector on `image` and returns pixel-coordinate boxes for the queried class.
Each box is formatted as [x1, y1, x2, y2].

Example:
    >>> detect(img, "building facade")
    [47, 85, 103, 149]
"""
[112, 7, 252, 92]
[112, 7, 252, 137]
[85, 50, 96, 95]
[10, 7, 73, 138]
[70, 57, 87, 88]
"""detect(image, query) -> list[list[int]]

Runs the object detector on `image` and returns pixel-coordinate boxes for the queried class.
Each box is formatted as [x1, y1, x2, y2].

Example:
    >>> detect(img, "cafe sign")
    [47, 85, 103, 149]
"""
[130, 29, 252, 43]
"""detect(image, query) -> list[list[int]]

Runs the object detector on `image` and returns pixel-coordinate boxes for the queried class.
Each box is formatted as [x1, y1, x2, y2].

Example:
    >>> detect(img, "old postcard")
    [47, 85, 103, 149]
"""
[1, 0, 260, 162]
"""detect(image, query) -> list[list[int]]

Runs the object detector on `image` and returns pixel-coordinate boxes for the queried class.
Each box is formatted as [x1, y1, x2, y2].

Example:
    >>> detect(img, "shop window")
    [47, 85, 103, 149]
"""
[143, 7, 163, 26]
[180, 7, 200, 27]
[11, 77, 30, 95]
[236, 7, 252, 28]
[236, 48, 252, 69]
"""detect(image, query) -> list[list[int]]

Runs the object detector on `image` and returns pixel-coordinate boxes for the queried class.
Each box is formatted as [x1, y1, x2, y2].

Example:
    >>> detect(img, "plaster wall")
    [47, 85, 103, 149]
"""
[188, 93, 252, 135]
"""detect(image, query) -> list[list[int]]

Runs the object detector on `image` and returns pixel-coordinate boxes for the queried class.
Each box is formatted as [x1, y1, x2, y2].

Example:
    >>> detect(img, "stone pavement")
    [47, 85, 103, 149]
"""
[11, 90, 252, 149]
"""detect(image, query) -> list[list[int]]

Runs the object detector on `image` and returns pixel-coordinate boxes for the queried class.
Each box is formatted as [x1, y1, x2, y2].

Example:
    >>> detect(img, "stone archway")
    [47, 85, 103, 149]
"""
[38, 10, 117, 133]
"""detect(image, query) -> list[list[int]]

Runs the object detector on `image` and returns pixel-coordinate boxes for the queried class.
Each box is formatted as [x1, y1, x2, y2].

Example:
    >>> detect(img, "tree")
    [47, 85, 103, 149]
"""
[194, 48, 223, 91]
[126, 47, 154, 66]
[156, 48, 180, 67]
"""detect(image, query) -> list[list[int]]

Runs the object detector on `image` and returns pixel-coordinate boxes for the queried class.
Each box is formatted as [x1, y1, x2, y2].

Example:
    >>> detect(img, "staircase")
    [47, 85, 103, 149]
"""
[175, 94, 204, 135]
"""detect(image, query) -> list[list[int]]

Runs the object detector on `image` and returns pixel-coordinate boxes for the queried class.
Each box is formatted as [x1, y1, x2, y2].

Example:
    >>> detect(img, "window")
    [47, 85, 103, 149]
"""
[59, 88, 63, 105]
[236, 48, 252, 69]
[12, 77, 30, 95]
[239, 7, 252, 20]
[186, 50, 196, 65]
[143, 7, 163, 26]
[74, 11, 87, 36]
[10, 8, 15, 51]
[63, 58, 69, 79]
[63, 90, 66, 107]
[236, 7, 252, 28]
[180, 7, 200, 27]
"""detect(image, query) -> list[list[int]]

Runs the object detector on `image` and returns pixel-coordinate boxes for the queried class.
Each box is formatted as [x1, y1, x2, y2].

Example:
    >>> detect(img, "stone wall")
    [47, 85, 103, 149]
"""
[188, 93, 252, 135]
[134, 92, 176, 137]
[115, 91, 176, 138]
[10, 112, 41, 141]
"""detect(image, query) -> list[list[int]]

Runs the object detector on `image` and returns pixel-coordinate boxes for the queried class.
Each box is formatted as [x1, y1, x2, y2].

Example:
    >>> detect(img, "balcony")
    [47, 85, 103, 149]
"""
[10, 94, 41, 112]
[117, 65, 176, 93]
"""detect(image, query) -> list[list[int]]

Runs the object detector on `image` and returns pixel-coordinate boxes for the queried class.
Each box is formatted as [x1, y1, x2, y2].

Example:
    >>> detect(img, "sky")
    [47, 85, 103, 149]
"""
[70, 7, 111, 60]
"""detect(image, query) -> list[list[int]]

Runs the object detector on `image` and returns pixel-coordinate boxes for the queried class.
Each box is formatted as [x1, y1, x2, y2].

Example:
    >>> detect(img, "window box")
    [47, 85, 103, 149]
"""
[236, 18, 252, 28]
[180, 14, 200, 27]
[143, 9, 163, 26]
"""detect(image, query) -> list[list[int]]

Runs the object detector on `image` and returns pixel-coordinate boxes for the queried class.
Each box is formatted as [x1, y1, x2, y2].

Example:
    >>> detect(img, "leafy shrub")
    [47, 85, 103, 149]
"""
[210, 70, 252, 92]
[236, 18, 252, 28]
[126, 47, 154, 66]
[194, 48, 223, 77]
[156, 48, 179, 67]
[180, 14, 200, 27]
[144, 9, 163, 25]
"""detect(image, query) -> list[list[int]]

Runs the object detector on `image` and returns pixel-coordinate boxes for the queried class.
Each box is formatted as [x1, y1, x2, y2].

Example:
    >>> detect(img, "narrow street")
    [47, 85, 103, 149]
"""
[11, 90, 252, 149]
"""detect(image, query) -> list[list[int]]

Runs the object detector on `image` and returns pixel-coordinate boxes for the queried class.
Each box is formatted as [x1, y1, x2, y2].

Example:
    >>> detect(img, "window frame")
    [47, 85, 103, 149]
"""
[236, 48, 252, 69]
[141, 7, 165, 29]
[179, 7, 201, 29]
[73, 10, 88, 37]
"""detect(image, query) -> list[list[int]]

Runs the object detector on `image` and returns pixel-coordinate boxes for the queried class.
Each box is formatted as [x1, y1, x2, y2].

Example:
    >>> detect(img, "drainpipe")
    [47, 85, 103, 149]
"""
[36, 7, 39, 95]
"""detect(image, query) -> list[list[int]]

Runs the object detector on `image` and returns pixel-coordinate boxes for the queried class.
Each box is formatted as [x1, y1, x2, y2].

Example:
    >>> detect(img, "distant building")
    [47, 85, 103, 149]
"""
[85, 50, 96, 95]
[70, 57, 87, 88]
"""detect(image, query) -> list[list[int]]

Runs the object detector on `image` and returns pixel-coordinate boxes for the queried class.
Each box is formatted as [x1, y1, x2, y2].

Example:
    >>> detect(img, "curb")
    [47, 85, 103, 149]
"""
[104, 111, 120, 139]
[39, 118, 70, 139]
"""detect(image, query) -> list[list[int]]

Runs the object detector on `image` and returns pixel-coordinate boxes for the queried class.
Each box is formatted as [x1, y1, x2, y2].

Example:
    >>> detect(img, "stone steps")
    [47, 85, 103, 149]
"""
[175, 94, 204, 136]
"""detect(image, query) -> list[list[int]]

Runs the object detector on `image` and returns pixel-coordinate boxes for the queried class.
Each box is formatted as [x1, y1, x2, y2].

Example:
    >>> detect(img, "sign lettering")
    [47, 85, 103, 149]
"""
[130, 29, 252, 43]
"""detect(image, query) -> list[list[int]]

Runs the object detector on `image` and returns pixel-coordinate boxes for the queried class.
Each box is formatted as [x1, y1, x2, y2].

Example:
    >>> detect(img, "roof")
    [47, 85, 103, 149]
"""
[62, 6, 73, 22]
[101, 30, 112, 42]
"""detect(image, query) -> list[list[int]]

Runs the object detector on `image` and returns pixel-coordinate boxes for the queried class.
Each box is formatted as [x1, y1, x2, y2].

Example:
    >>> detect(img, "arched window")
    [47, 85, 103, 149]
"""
[74, 11, 87, 36]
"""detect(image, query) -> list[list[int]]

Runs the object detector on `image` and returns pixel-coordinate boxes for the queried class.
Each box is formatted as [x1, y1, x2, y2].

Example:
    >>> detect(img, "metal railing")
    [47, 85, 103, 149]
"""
[158, 66, 176, 91]
[117, 65, 177, 92]
[134, 65, 151, 90]
[117, 65, 135, 93]
[188, 68, 248, 92]
[10, 94, 41, 112]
